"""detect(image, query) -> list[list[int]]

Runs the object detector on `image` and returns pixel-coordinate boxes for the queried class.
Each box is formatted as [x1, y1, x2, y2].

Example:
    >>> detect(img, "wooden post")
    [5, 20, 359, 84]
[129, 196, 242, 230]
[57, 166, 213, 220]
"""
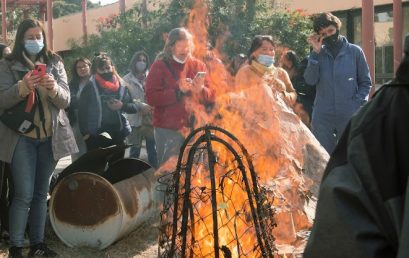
[47, 0, 53, 50]
[141, 0, 148, 27]
[119, 0, 126, 14]
[393, 0, 403, 73]
[1, 0, 6, 42]
[39, 4, 46, 24]
[362, 0, 375, 97]
[82, 0, 88, 44]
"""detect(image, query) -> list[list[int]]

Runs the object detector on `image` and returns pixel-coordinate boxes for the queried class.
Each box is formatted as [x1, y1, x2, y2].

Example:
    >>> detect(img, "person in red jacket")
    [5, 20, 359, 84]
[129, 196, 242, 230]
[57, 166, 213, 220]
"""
[146, 27, 214, 165]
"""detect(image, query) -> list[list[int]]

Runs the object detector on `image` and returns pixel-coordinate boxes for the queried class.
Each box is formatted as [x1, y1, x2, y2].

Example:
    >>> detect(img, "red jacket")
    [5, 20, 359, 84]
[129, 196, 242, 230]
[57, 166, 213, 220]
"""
[146, 57, 214, 130]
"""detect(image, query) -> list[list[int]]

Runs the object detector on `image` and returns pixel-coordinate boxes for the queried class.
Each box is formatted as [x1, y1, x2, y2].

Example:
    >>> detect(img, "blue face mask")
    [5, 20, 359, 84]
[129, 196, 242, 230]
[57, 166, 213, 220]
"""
[256, 54, 275, 67]
[24, 39, 44, 55]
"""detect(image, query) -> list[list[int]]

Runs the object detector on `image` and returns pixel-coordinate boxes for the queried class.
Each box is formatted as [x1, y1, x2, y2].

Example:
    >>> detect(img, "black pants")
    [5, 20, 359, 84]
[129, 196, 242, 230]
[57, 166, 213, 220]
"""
[0, 162, 12, 232]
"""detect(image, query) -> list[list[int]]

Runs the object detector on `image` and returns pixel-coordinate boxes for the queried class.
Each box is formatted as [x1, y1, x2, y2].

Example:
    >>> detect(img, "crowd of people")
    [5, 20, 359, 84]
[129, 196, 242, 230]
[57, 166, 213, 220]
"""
[0, 11, 382, 257]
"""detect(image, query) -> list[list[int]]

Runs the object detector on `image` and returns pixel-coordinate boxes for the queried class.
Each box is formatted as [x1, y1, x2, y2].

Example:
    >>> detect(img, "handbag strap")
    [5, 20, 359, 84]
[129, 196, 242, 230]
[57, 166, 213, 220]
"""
[5, 60, 47, 138]
[163, 59, 179, 81]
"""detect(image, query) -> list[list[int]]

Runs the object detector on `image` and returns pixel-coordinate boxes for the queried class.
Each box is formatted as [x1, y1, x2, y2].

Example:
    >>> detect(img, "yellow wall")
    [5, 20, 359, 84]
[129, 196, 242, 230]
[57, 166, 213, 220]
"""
[49, 0, 140, 52]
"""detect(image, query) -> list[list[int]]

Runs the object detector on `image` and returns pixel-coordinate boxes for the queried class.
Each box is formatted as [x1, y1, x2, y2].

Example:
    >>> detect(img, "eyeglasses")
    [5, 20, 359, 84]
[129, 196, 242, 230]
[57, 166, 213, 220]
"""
[255, 35, 274, 41]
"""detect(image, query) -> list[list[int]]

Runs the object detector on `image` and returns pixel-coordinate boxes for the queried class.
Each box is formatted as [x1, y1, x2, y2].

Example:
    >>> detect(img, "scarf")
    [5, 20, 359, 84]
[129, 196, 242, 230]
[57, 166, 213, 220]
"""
[250, 60, 276, 77]
[95, 73, 120, 93]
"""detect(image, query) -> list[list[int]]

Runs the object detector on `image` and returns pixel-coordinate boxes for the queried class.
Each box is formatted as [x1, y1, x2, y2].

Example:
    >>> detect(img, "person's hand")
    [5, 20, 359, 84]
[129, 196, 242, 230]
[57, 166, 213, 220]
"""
[140, 103, 152, 115]
[22, 71, 42, 91]
[107, 98, 123, 111]
[179, 78, 192, 93]
[192, 75, 205, 94]
[40, 74, 57, 91]
[307, 33, 323, 54]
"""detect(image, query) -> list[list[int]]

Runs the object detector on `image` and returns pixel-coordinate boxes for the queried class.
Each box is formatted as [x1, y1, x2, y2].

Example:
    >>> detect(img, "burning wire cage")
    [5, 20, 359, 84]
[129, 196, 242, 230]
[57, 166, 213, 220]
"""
[158, 125, 277, 258]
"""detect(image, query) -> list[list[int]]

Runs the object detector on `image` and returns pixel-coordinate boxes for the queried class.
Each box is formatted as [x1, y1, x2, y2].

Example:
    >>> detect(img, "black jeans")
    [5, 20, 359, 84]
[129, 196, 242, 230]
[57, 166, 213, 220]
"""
[0, 162, 12, 232]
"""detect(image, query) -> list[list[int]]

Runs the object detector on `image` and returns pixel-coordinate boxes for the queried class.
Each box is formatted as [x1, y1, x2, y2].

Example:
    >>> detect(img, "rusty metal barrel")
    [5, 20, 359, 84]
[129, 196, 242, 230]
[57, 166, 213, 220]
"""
[49, 158, 160, 249]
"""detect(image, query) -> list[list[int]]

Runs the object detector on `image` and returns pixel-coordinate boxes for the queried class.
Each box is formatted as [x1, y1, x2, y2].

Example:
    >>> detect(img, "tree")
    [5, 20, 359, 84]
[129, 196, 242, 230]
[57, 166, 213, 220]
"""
[0, 0, 99, 43]
[53, 1, 99, 19]
[65, 0, 312, 78]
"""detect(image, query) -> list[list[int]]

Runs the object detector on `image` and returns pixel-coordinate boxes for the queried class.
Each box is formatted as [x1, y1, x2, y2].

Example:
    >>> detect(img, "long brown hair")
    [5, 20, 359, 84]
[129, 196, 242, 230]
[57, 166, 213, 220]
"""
[7, 18, 55, 66]
[70, 57, 91, 85]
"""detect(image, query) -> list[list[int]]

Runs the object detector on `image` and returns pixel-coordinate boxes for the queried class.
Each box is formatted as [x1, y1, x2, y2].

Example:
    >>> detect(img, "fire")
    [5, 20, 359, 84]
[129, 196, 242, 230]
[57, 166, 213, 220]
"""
[157, 1, 329, 257]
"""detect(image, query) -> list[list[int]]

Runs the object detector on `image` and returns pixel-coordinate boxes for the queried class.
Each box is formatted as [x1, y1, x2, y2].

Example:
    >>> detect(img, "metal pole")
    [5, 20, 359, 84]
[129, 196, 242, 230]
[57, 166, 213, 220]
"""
[362, 0, 375, 97]
[1, 0, 6, 42]
[82, 0, 88, 44]
[47, 0, 53, 50]
[393, 0, 403, 73]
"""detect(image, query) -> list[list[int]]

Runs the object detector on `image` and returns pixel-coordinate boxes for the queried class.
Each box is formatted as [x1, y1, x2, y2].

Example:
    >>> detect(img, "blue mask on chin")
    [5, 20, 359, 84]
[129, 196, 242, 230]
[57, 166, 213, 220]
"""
[25, 39, 44, 56]
[256, 54, 275, 67]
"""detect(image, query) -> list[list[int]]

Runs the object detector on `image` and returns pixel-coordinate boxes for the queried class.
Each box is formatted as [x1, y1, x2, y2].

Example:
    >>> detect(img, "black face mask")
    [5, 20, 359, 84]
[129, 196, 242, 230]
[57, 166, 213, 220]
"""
[100, 72, 113, 81]
[323, 30, 340, 48]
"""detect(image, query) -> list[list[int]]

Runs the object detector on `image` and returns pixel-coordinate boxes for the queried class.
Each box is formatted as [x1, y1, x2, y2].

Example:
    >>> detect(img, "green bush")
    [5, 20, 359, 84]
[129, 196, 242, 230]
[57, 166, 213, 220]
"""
[65, 0, 312, 78]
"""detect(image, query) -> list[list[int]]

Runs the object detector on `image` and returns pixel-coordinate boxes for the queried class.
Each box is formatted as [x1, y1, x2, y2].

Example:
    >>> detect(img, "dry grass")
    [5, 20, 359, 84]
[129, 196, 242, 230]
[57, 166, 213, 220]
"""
[0, 217, 159, 258]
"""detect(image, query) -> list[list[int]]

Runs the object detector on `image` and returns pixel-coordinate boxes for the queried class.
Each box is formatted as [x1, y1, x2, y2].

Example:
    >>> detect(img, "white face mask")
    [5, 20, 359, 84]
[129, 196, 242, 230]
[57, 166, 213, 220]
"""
[173, 55, 187, 64]
[135, 61, 147, 72]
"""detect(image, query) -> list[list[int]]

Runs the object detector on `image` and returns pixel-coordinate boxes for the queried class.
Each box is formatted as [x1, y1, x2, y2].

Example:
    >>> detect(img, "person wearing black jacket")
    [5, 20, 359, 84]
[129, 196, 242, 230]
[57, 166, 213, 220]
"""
[304, 34, 409, 258]
[78, 53, 137, 162]
[67, 57, 91, 161]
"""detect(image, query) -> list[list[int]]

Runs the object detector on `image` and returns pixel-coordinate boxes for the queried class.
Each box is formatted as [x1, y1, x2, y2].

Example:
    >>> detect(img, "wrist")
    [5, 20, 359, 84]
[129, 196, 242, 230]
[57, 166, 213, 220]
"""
[18, 80, 31, 97]
[175, 89, 185, 101]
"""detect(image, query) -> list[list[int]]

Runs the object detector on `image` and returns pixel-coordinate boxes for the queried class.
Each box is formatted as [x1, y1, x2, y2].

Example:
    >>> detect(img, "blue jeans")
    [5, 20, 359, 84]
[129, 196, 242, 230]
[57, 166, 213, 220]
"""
[128, 126, 158, 168]
[154, 127, 185, 166]
[9, 136, 57, 247]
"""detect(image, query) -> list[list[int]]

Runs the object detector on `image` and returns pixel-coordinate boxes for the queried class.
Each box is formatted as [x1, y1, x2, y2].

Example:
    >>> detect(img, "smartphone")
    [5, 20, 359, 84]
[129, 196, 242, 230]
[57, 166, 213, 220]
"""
[32, 64, 46, 76]
[194, 71, 206, 79]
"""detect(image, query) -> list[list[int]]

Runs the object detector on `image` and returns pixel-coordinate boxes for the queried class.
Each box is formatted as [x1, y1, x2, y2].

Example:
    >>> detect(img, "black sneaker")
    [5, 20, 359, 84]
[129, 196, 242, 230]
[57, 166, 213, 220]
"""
[8, 246, 23, 258]
[28, 243, 57, 257]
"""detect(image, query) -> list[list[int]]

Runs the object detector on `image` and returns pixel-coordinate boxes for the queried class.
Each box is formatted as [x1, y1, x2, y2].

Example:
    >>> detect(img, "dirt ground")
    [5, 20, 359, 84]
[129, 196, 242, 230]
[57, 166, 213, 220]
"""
[0, 155, 160, 258]
[0, 218, 160, 258]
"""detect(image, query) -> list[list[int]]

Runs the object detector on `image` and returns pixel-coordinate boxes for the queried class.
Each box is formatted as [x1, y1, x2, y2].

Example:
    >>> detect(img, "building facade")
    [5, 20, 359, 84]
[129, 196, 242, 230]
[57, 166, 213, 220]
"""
[281, 0, 409, 83]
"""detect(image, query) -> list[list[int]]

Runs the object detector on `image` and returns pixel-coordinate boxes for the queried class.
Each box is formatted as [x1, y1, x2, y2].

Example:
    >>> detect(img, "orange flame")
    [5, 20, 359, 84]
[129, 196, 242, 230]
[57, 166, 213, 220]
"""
[158, 1, 327, 257]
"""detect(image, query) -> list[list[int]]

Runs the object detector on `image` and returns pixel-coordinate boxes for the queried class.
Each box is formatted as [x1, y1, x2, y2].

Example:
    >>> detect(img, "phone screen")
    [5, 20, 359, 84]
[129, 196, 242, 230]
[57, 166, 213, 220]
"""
[195, 72, 206, 79]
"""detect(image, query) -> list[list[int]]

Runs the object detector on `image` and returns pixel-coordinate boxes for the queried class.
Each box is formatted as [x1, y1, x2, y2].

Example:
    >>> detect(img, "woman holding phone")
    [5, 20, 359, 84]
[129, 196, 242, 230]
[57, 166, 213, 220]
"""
[0, 18, 77, 258]
[146, 27, 214, 166]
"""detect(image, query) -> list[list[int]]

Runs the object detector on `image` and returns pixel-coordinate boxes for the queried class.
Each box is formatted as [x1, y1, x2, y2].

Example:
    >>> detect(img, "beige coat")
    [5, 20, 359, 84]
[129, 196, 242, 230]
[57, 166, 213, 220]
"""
[0, 56, 78, 162]
[235, 62, 297, 105]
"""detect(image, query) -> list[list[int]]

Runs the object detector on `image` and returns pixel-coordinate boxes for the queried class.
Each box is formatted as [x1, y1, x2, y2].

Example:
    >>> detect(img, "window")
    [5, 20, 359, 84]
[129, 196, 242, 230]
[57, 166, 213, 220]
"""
[375, 11, 393, 22]
[375, 45, 394, 85]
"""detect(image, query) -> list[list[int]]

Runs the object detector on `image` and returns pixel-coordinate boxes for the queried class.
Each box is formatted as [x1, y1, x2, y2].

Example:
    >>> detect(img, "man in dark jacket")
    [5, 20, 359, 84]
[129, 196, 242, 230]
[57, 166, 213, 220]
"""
[304, 35, 409, 258]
